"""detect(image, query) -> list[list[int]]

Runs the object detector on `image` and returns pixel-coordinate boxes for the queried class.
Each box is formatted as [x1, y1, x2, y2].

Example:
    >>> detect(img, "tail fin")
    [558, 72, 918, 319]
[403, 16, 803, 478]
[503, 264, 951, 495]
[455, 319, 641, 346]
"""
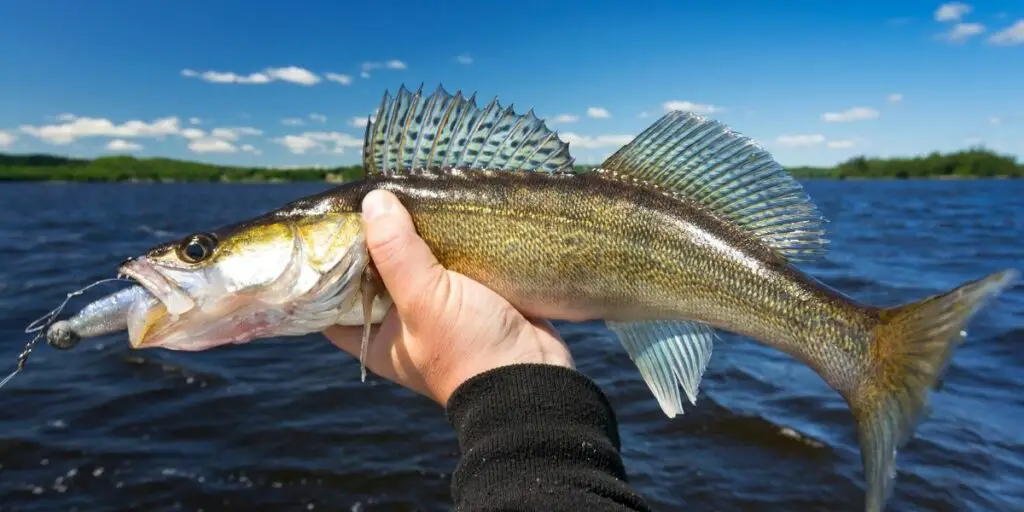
[852, 269, 1018, 512]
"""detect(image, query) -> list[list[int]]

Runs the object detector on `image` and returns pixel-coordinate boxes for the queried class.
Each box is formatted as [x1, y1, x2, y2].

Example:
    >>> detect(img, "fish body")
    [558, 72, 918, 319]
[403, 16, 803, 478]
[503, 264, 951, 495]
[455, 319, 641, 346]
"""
[59, 85, 1014, 512]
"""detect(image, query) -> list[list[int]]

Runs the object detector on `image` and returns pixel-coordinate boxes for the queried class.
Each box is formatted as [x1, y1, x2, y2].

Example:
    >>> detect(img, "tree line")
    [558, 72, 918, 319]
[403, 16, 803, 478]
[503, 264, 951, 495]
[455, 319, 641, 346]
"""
[1, 147, 1021, 182]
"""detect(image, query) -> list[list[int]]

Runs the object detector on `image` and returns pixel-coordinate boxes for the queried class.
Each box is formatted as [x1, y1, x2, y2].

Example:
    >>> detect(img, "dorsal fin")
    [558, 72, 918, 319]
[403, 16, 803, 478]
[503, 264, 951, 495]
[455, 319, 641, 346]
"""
[599, 111, 828, 262]
[362, 84, 575, 175]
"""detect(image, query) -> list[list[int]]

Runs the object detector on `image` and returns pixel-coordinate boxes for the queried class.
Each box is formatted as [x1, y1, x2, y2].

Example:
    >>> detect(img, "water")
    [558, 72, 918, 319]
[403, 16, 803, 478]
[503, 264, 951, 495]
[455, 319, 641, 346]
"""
[0, 181, 1021, 511]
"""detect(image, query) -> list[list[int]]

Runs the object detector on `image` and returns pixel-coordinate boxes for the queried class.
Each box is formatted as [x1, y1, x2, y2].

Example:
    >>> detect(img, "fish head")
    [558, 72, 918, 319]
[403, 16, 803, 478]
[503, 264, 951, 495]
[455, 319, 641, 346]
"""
[118, 210, 368, 350]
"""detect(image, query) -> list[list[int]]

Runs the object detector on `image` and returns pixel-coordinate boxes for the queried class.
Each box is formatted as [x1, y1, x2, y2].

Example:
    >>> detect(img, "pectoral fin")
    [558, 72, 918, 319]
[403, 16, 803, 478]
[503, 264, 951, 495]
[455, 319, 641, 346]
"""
[607, 319, 717, 417]
[359, 264, 385, 382]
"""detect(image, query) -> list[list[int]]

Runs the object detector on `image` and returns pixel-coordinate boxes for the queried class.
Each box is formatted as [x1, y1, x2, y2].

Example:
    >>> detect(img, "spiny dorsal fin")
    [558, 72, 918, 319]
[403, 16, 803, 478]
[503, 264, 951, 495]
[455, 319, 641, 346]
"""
[599, 111, 828, 262]
[362, 84, 575, 175]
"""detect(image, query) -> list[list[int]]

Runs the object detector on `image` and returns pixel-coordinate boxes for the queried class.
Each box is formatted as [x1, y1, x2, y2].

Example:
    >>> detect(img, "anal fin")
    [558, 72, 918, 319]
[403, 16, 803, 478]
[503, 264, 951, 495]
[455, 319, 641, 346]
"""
[607, 320, 716, 417]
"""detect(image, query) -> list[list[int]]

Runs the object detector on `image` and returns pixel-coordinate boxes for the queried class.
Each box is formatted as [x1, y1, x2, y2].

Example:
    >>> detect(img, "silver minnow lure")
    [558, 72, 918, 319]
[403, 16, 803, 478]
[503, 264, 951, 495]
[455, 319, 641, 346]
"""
[46, 285, 152, 349]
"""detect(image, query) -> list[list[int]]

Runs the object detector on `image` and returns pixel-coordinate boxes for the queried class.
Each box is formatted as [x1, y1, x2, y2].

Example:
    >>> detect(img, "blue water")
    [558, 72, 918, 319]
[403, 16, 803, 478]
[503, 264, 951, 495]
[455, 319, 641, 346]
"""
[0, 181, 1021, 511]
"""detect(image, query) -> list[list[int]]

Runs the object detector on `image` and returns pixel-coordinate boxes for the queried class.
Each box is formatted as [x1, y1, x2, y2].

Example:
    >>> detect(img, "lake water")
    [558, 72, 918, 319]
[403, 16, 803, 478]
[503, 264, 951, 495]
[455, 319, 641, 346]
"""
[0, 180, 1021, 511]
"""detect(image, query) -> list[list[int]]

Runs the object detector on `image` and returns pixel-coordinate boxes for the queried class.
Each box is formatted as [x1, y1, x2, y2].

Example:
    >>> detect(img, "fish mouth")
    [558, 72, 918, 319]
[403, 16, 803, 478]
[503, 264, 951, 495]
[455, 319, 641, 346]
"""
[118, 258, 196, 317]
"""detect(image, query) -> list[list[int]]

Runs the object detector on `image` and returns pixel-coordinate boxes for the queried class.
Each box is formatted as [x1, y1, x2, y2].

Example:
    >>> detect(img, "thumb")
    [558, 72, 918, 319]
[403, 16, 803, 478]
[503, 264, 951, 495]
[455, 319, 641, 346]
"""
[361, 189, 447, 319]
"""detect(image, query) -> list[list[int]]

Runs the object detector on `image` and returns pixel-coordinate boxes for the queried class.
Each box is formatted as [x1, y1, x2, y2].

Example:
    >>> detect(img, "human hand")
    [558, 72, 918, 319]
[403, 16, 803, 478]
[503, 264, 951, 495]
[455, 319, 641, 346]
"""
[323, 190, 575, 406]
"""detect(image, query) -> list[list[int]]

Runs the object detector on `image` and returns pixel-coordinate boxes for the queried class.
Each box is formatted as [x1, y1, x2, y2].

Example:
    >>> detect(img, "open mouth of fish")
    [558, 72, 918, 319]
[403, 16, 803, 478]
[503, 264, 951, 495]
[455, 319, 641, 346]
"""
[118, 258, 196, 316]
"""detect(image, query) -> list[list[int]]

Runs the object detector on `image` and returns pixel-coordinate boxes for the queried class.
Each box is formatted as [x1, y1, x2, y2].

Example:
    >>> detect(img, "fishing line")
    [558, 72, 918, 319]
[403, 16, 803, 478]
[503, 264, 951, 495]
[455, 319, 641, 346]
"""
[0, 276, 133, 390]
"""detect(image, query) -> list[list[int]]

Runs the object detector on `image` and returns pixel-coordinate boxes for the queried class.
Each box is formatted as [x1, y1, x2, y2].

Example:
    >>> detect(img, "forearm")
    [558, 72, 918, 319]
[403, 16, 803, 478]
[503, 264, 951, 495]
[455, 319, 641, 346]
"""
[445, 364, 651, 511]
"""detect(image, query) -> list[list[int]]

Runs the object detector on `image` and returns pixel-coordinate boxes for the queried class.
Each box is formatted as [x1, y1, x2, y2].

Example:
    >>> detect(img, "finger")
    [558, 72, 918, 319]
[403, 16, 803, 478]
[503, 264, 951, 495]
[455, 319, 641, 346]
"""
[361, 189, 447, 322]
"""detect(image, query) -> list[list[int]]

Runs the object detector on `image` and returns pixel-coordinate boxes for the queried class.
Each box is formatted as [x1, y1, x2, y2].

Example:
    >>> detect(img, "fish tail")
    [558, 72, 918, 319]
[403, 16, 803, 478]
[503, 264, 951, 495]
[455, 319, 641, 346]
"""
[851, 268, 1017, 512]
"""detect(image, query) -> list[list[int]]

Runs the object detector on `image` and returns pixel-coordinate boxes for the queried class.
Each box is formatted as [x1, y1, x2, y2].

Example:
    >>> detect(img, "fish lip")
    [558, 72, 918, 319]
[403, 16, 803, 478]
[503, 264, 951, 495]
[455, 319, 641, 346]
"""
[118, 258, 196, 316]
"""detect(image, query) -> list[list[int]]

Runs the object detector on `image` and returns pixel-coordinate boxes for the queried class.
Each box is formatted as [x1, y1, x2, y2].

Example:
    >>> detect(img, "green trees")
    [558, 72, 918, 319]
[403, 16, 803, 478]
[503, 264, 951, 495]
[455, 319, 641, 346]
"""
[786, 148, 1022, 179]
[1, 148, 1021, 182]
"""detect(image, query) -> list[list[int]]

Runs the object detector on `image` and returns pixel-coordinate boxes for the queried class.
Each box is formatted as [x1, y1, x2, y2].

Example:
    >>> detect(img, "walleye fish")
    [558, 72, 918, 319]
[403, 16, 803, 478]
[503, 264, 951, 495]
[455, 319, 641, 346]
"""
[48, 85, 1015, 511]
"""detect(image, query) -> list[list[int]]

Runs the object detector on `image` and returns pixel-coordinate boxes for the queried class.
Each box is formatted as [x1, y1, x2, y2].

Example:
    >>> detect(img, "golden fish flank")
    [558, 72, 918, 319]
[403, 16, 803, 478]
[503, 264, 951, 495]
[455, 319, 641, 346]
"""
[107, 84, 1016, 512]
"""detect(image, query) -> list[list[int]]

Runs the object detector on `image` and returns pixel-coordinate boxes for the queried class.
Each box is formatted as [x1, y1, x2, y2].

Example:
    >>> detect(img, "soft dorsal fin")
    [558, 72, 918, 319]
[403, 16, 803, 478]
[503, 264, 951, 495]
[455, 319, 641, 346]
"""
[362, 84, 575, 175]
[599, 111, 828, 262]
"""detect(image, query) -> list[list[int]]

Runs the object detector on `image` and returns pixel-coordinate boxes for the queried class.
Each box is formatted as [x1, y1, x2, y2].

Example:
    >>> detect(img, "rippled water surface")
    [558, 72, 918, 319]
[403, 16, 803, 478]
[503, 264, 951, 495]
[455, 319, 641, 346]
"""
[0, 181, 1022, 511]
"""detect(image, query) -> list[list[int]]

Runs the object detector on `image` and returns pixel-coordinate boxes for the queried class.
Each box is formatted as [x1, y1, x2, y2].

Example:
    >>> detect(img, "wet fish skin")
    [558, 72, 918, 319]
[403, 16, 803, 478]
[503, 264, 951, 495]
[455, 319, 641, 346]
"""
[105, 84, 1015, 512]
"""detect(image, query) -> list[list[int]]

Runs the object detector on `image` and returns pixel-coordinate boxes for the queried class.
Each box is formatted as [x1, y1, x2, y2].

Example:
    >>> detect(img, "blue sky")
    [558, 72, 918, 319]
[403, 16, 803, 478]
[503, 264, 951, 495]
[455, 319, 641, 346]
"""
[0, 0, 1021, 168]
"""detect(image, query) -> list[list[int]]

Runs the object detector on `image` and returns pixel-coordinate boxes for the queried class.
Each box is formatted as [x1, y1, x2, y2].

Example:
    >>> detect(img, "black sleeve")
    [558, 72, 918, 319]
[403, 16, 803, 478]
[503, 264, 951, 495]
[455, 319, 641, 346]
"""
[445, 363, 652, 511]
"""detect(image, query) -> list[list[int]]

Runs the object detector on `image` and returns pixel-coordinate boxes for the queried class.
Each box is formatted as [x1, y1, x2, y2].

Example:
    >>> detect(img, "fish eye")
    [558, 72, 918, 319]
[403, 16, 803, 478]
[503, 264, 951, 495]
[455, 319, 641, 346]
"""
[177, 233, 218, 264]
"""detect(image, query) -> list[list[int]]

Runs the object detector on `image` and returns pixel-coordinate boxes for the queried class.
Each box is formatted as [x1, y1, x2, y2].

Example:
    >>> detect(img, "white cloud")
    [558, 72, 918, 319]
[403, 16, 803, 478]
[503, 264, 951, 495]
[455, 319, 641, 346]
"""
[189, 138, 237, 153]
[662, 100, 723, 114]
[0, 131, 16, 148]
[325, 72, 353, 85]
[587, 107, 611, 119]
[887, 93, 904, 104]
[282, 118, 305, 126]
[935, 2, 972, 22]
[359, 60, 407, 78]
[309, 113, 327, 123]
[988, 19, 1024, 45]
[562, 133, 635, 149]
[56, 113, 76, 122]
[942, 22, 986, 42]
[455, 54, 473, 65]
[181, 128, 205, 139]
[209, 126, 262, 141]
[106, 139, 143, 152]
[181, 66, 320, 86]
[776, 134, 826, 147]
[189, 117, 202, 125]
[775, 134, 856, 149]
[821, 107, 879, 122]
[548, 114, 579, 124]
[240, 143, 262, 155]
[826, 139, 856, 149]
[276, 131, 362, 155]
[350, 116, 370, 128]
[20, 116, 181, 144]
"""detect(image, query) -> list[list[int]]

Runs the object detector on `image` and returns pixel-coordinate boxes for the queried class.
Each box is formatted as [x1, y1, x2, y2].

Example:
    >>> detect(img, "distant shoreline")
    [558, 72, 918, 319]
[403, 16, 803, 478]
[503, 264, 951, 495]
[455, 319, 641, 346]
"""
[2, 148, 1022, 182]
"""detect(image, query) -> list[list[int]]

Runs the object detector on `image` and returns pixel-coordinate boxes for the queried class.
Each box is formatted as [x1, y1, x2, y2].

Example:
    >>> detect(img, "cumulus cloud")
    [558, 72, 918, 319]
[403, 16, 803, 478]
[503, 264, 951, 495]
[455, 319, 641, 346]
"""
[189, 117, 202, 125]
[350, 117, 370, 128]
[189, 138, 237, 153]
[181, 66, 321, 86]
[455, 54, 473, 65]
[106, 139, 143, 152]
[282, 118, 305, 126]
[548, 114, 579, 124]
[988, 19, 1024, 45]
[826, 139, 856, 149]
[775, 134, 856, 149]
[662, 100, 723, 114]
[210, 126, 263, 141]
[309, 113, 327, 123]
[325, 72, 352, 85]
[276, 131, 362, 155]
[19, 116, 181, 144]
[561, 133, 635, 149]
[887, 93, 904, 104]
[775, 134, 826, 147]
[587, 107, 611, 119]
[935, 2, 972, 22]
[359, 60, 407, 78]
[942, 22, 985, 42]
[181, 128, 205, 139]
[240, 144, 262, 155]
[821, 107, 879, 122]
[0, 131, 16, 148]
